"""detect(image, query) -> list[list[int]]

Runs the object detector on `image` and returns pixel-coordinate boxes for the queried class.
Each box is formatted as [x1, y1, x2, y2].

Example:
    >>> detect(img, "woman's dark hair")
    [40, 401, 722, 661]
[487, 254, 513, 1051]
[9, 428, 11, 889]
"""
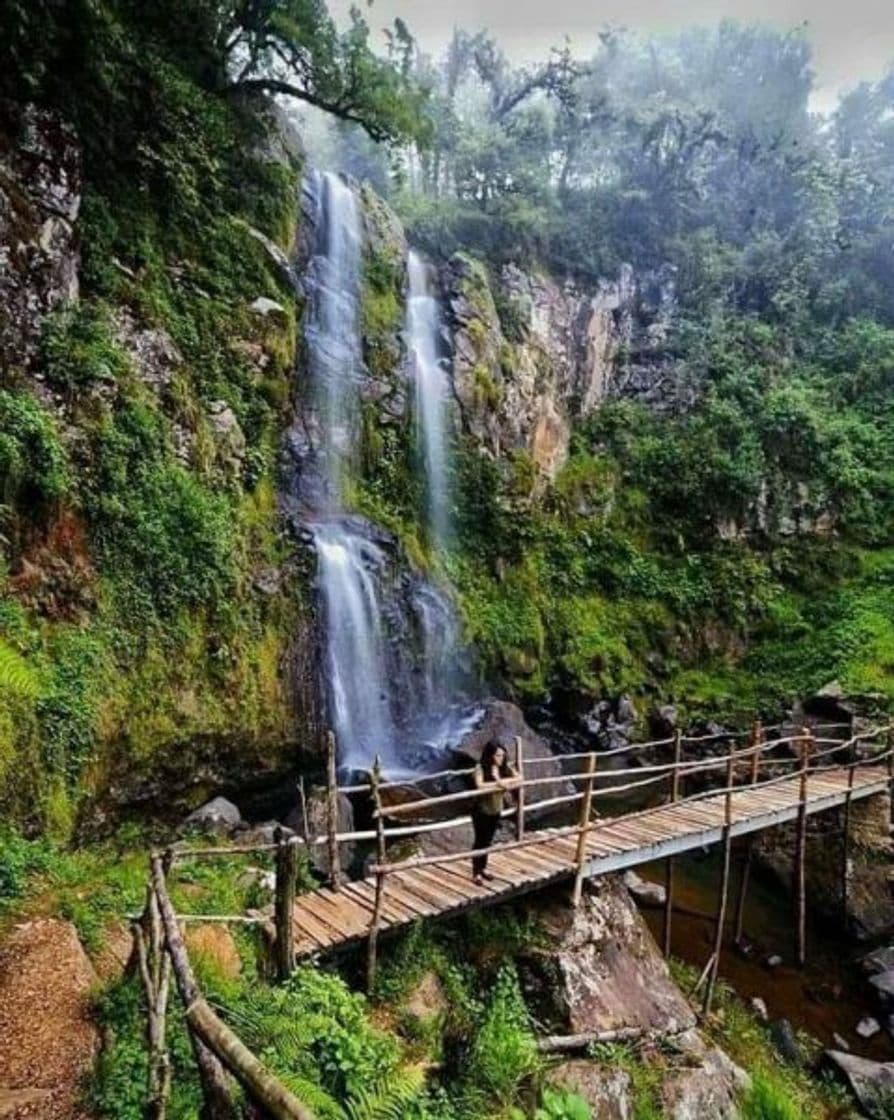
[480, 738, 512, 775]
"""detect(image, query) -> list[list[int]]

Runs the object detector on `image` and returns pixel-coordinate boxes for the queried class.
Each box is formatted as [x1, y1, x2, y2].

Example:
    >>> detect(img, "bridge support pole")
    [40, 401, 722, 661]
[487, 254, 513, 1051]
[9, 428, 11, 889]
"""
[733, 721, 763, 947]
[326, 730, 342, 890]
[794, 728, 812, 968]
[841, 736, 856, 927]
[703, 752, 735, 1016]
[572, 752, 597, 908]
[515, 735, 526, 841]
[662, 729, 682, 958]
[887, 730, 894, 835]
[367, 756, 386, 992]
[274, 829, 297, 983]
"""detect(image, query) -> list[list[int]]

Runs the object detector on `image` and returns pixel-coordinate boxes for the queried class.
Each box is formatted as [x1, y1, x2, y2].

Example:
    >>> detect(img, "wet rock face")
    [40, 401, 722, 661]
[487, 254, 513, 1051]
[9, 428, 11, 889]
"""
[445, 254, 677, 480]
[518, 876, 697, 1035]
[754, 791, 894, 940]
[0, 101, 81, 374]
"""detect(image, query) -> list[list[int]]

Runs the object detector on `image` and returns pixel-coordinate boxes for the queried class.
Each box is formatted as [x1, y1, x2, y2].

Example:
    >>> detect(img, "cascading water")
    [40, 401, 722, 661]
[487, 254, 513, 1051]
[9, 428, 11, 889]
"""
[406, 250, 451, 547]
[303, 169, 363, 503]
[299, 170, 476, 774]
[312, 522, 397, 770]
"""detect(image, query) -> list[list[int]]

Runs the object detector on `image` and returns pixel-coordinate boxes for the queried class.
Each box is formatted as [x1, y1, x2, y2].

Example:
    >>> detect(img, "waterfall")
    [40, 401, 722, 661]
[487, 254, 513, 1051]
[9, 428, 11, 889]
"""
[406, 250, 451, 547]
[312, 522, 397, 771]
[303, 169, 363, 504]
[299, 170, 475, 774]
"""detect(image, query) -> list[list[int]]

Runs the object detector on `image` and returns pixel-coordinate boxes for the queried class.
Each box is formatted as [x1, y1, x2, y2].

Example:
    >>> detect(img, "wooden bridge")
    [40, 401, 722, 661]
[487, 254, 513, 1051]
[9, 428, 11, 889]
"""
[137, 720, 893, 1120]
[287, 757, 889, 963]
[280, 724, 892, 984]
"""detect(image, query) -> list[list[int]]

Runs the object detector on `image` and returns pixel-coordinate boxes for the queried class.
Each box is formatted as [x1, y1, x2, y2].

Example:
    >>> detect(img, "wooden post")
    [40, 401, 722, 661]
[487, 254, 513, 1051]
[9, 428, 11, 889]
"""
[842, 734, 857, 926]
[149, 855, 238, 1120]
[326, 730, 342, 890]
[572, 752, 597, 908]
[367, 755, 386, 991]
[733, 720, 763, 946]
[274, 829, 297, 983]
[296, 776, 310, 841]
[703, 751, 735, 1016]
[134, 892, 172, 1120]
[515, 735, 526, 841]
[794, 727, 812, 968]
[663, 729, 682, 957]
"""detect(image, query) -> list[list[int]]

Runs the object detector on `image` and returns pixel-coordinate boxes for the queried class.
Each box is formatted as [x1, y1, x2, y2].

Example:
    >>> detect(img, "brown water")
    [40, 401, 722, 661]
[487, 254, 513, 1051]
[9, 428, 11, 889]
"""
[637, 848, 893, 1059]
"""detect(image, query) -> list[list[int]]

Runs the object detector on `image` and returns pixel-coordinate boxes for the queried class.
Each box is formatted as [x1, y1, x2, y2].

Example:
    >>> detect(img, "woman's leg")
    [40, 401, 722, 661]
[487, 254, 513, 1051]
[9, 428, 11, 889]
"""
[473, 812, 500, 875]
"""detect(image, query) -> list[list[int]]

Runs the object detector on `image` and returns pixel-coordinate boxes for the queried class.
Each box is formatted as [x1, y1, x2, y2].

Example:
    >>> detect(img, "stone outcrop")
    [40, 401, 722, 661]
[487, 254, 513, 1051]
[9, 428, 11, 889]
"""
[824, 1050, 894, 1118]
[0, 101, 81, 375]
[518, 876, 697, 1035]
[524, 879, 745, 1118]
[445, 254, 677, 480]
[551, 1062, 633, 1119]
[754, 790, 894, 940]
[661, 1030, 746, 1120]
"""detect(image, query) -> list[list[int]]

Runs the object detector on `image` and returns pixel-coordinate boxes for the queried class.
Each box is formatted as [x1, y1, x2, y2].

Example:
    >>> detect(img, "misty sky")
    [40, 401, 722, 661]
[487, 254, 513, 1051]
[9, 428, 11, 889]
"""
[331, 0, 894, 110]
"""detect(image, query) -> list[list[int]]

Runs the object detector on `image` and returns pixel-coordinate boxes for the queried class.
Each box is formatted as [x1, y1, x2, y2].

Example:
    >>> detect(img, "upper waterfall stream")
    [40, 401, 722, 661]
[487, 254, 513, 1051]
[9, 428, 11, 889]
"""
[406, 249, 452, 548]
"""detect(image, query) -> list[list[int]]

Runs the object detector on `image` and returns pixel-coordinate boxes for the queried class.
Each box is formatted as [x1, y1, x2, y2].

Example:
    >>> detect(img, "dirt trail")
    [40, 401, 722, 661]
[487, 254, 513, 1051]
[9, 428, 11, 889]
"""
[0, 919, 100, 1119]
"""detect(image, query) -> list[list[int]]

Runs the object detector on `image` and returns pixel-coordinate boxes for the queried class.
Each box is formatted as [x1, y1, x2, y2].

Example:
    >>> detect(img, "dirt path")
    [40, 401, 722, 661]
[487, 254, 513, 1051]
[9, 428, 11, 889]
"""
[0, 919, 100, 1119]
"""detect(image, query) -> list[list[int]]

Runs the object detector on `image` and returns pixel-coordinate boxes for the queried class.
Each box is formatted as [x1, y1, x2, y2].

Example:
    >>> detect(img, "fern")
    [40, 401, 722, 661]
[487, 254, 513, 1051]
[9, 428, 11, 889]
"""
[344, 1064, 426, 1120]
[0, 640, 40, 699]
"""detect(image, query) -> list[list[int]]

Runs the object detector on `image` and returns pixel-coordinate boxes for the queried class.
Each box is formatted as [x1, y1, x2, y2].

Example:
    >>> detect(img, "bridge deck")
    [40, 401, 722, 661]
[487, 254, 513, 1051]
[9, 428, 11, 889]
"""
[290, 765, 889, 960]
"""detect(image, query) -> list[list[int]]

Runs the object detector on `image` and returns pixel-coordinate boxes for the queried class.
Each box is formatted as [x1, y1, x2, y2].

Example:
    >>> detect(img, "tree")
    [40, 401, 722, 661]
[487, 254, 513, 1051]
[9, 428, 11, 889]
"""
[220, 0, 429, 143]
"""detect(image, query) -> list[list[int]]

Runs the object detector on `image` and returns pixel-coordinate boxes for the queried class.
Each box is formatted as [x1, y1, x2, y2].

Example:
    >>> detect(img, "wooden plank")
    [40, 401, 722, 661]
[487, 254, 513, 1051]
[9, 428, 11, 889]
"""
[291, 908, 335, 949]
[413, 867, 473, 905]
[337, 882, 407, 925]
[318, 885, 379, 926]
[300, 892, 365, 939]
[386, 876, 444, 917]
[401, 872, 461, 910]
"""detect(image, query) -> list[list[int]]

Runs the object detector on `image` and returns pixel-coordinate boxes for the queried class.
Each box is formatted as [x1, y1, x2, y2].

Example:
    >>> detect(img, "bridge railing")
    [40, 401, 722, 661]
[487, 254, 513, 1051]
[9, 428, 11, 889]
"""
[163, 720, 893, 998]
[357, 721, 893, 990]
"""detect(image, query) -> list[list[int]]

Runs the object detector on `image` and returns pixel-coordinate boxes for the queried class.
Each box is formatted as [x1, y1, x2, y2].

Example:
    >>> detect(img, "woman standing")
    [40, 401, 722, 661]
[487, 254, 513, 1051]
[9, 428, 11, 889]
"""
[471, 739, 519, 885]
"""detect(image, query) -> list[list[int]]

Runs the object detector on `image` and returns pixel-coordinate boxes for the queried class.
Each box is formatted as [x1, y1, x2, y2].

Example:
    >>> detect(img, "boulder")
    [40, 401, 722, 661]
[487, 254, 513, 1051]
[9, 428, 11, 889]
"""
[241, 221, 294, 284]
[292, 786, 355, 877]
[623, 870, 666, 907]
[862, 947, 894, 977]
[180, 795, 244, 837]
[452, 700, 573, 815]
[550, 1061, 632, 1119]
[113, 307, 182, 392]
[249, 296, 287, 319]
[517, 877, 697, 1036]
[662, 1029, 747, 1120]
[768, 1019, 801, 1065]
[824, 1050, 894, 1117]
[871, 970, 894, 1003]
[857, 1016, 881, 1039]
[749, 997, 769, 1022]
[208, 400, 246, 475]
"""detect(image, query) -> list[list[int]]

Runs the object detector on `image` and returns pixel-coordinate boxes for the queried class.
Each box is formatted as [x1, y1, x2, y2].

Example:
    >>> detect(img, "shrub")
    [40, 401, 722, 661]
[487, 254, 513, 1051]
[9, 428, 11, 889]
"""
[464, 964, 539, 1109]
[741, 1072, 804, 1120]
[0, 390, 70, 506]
